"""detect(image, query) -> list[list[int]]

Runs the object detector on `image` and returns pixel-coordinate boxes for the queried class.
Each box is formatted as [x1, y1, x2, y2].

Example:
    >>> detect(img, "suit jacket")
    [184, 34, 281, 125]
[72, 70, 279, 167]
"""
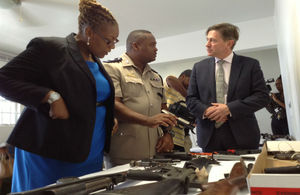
[0, 33, 115, 163]
[186, 54, 269, 149]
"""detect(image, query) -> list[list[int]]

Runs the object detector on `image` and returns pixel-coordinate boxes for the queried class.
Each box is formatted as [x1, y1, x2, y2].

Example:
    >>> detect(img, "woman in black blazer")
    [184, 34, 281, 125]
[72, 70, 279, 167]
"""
[0, 0, 118, 192]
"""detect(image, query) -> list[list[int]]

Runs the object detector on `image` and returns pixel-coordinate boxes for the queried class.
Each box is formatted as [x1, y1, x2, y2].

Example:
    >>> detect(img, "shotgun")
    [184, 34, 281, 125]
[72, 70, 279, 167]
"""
[9, 172, 126, 195]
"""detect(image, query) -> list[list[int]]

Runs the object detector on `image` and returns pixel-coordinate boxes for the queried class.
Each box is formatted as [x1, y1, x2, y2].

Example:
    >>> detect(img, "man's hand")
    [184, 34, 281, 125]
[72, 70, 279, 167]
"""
[204, 103, 230, 122]
[49, 98, 69, 119]
[271, 93, 278, 101]
[156, 133, 174, 153]
[112, 118, 118, 135]
[146, 113, 177, 128]
[271, 93, 285, 108]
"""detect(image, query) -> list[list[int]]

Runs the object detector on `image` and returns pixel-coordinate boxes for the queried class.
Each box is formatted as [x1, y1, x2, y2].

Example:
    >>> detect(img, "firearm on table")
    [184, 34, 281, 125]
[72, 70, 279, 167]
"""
[97, 166, 200, 195]
[9, 172, 126, 195]
[212, 154, 255, 161]
[130, 158, 180, 167]
[264, 150, 300, 174]
[191, 152, 256, 161]
[261, 133, 293, 141]
[96, 177, 190, 195]
[130, 157, 219, 173]
[130, 151, 196, 168]
[222, 149, 261, 155]
[264, 165, 300, 174]
[154, 151, 251, 170]
[97, 157, 217, 195]
[155, 151, 193, 161]
[273, 151, 300, 162]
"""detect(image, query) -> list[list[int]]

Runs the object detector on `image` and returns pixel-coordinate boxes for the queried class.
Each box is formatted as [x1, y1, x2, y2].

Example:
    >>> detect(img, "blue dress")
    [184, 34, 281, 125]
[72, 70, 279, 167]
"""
[11, 61, 111, 192]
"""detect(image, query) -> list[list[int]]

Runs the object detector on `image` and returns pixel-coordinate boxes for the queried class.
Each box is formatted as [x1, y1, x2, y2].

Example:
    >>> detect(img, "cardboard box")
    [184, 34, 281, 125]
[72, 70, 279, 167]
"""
[247, 141, 300, 194]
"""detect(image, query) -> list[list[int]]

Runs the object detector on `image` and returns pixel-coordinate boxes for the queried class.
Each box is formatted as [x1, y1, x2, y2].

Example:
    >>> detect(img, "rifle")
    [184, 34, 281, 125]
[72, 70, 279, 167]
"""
[154, 151, 193, 161]
[96, 157, 218, 195]
[261, 133, 292, 141]
[220, 149, 261, 155]
[191, 152, 256, 161]
[273, 151, 300, 162]
[95, 166, 198, 195]
[129, 159, 180, 167]
[9, 172, 126, 195]
[212, 154, 255, 161]
[95, 178, 189, 195]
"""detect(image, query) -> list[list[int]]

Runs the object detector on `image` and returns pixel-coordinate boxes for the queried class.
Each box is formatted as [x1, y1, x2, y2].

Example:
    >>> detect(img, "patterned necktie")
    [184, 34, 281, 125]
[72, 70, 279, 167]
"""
[215, 60, 226, 128]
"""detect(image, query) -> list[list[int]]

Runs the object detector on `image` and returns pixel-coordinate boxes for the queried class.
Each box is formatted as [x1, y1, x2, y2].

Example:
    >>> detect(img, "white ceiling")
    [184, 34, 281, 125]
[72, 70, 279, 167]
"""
[0, 0, 275, 56]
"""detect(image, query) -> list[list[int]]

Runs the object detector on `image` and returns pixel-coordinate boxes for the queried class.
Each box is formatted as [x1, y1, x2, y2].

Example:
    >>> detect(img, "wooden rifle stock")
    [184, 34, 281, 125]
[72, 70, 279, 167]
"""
[199, 159, 249, 195]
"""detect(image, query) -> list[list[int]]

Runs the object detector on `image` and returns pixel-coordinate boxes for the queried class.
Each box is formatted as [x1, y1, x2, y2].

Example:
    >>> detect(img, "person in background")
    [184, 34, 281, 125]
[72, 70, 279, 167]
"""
[0, 144, 14, 194]
[0, 0, 118, 192]
[104, 30, 177, 166]
[186, 23, 269, 152]
[266, 75, 289, 135]
[164, 69, 193, 152]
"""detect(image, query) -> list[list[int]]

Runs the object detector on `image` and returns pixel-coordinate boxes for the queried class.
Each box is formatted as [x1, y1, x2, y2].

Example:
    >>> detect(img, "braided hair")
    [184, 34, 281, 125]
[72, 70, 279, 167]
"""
[78, 0, 117, 34]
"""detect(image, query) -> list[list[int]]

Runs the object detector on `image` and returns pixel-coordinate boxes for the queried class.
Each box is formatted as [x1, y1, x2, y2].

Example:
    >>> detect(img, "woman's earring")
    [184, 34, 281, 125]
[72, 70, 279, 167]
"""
[87, 37, 90, 46]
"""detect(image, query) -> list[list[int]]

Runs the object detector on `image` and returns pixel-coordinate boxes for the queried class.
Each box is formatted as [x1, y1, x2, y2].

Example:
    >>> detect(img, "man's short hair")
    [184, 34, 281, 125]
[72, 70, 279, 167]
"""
[179, 69, 192, 78]
[126, 30, 152, 51]
[206, 23, 239, 49]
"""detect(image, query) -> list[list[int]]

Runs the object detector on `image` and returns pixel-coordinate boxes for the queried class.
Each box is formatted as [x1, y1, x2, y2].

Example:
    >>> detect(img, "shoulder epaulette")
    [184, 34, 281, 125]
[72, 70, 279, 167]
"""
[151, 68, 163, 85]
[151, 68, 160, 74]
[103, 57, 122, 63]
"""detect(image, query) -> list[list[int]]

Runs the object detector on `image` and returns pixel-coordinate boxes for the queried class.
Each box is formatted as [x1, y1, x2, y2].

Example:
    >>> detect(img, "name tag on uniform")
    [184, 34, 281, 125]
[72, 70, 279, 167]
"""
[150, 77, 160, 82]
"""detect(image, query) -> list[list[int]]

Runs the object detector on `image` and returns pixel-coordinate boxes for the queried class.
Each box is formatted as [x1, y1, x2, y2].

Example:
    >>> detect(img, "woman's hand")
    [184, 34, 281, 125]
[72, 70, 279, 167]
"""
[43, 90, 69, 119]
[49, 98, 69, 119]
[271, 93, 278, 102]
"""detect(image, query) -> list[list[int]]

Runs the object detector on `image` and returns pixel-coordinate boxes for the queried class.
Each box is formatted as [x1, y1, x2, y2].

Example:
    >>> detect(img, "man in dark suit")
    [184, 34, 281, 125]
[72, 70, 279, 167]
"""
[186, 23, 269, 152]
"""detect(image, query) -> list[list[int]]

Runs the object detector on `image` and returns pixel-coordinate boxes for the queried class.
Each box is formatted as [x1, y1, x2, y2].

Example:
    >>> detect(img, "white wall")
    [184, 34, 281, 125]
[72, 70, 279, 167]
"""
[0, 60, 7, 67]
[0, 125, 13, 144]
[275, 0, 300, 140]
[152, 48, 282, 135]
[0, 59, 14, 144]
[103, 17, 276, 64]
